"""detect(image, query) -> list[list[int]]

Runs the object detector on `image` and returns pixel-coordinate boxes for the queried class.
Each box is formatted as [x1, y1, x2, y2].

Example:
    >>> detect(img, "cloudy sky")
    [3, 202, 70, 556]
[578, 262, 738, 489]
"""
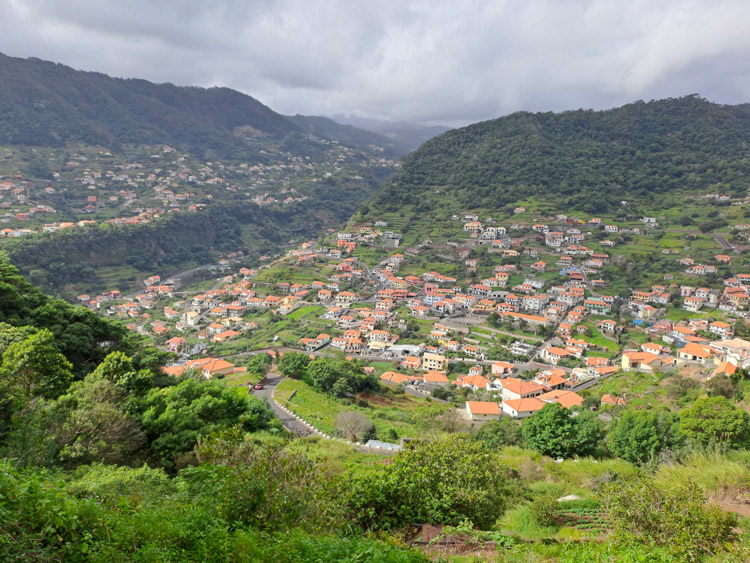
[1, 0, 748, 126]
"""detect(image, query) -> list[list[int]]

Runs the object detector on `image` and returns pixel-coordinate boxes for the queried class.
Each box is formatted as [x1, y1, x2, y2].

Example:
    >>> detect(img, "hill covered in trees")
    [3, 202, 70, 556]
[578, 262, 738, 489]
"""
[0, 52, 414, 158]
[372, 95, 750, 219]
[3, 194, 369, 293]
[0, 53, 295, 153]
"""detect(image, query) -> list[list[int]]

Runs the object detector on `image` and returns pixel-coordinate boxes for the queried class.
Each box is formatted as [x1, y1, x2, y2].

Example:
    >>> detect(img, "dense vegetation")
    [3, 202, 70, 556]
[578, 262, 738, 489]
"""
[0, 258, 150, 376]
[0, 55, 292, 153]
[3, 186, 374, 292]
[0, 52, 410, 295]
[0, 51, 417, 173]
[373, 95, 750, 217]
[0, 52, 412, 159]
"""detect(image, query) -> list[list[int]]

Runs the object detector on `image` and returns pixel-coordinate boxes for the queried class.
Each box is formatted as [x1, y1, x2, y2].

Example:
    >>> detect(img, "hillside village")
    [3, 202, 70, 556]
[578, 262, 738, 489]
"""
[0, 141, 395, 238]
[74, 196, 750, 429]
[6, 39, 750, 560]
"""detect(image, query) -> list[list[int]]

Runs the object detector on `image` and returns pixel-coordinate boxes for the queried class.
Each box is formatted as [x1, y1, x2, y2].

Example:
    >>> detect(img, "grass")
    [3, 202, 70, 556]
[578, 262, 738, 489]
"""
[579, 321, 620, 354]
[222, 370, 263, 387]
[284, 435, 387, 477]
[545, 457, 638, 488]
[665, 308, 704, 321]
[654, 450, 750, 495]
[368, 361, 400, 375]
[275, 379, 451, 440]
[287, 305, 322, 320]
[499, 505, 560, 541]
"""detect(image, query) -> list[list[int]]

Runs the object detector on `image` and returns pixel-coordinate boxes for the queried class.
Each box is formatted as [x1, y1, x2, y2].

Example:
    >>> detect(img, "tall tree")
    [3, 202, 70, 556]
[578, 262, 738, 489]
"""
[0, 329, 73, 401]
[277, 352, 310, 379]
[608, 410, 681, 464]
[54, 374, 145, 468]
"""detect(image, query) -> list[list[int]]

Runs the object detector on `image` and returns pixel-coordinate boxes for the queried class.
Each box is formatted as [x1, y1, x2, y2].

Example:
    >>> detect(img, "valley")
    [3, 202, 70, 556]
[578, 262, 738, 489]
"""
[3, 52, 750, 561]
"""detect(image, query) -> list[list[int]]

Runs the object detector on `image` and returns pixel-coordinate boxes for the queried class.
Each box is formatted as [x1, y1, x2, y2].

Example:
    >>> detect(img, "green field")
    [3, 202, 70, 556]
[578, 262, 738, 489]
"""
[275, 378, 452, 440]
[286, 305, 323, 320]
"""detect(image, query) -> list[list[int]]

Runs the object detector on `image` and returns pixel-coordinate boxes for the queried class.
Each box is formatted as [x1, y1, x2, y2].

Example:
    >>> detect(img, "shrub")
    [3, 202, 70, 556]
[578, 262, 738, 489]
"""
[522, 403, 604, 458]
[607, 410, 681, 465]
[345, 436, 515, 531]
[529, 496, 559, 527]
[604, 476, 737, 562]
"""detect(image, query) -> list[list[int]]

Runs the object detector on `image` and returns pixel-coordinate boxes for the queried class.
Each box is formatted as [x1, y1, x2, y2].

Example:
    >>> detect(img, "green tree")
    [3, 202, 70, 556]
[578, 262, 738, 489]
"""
[522, 403, 604, 458]
[331, 377, 354, 398]
[306, 356, 376, 396]
[431, 385, 456, 401]
[679, 396, 750, 450]
[0, 322, 36, 356]
[608, 410, 681, 464]
[188, 428, 329, 532]
[733, 320, 750, 339]
[306, 357, 342, 392]
[53, 373, 145, 468]
[0, 329, 73, 401]
[245, 353, 271, 378]
[90, 351, 153, 395]
[278, 351, 310, 379]
[346, 436, 513, 531]
[473, 417, 524, 449]
[138, 378, 257, 469]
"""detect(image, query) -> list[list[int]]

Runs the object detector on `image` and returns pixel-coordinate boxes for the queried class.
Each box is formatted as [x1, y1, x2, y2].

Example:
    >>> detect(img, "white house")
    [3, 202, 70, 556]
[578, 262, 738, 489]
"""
[465, 401, 502, 421]
[502, 398, 545, 419]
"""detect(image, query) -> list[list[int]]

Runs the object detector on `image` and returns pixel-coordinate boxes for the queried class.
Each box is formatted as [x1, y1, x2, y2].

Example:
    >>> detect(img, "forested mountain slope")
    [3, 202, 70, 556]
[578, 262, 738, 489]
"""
[0, 53, 296, 152]
[0, 52, 414, 158]
[372, 96, 750, 218]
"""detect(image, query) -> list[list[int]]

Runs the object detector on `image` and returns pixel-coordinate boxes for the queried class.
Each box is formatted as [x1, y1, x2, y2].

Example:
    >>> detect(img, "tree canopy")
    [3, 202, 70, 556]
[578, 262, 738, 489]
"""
[373, 95, 750, 221]
[522, 403, 604, 458]
[607, 409, 681, 464]
[346, 436, 514, 531]
[679, 396, 750, 450]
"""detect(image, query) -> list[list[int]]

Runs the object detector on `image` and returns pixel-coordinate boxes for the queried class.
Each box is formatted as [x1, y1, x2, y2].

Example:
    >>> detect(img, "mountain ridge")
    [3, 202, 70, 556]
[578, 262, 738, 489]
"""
[370, 95, 750, 224]
[0, 52, 419, 158]
[330, 114, 451, 152]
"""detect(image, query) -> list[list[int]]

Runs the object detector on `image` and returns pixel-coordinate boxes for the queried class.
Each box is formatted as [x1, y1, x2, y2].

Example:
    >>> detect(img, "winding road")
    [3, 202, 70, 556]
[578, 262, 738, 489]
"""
[253, 372, 314, 436]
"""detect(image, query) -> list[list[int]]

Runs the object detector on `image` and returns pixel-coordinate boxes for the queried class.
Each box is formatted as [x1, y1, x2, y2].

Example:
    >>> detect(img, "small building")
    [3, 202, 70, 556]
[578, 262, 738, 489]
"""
[502, 398, 545, 419]
[465, 401, 502, 421]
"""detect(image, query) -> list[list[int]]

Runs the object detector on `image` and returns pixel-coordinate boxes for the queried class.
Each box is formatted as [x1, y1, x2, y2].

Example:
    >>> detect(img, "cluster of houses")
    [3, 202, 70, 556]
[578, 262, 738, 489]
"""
[71, 204, 750, 429]
[0, 138, 395, 238]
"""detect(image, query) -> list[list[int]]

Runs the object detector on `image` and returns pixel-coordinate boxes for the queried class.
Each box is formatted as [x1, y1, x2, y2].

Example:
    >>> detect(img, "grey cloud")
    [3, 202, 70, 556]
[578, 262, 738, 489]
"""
[0, 0, 748, 126]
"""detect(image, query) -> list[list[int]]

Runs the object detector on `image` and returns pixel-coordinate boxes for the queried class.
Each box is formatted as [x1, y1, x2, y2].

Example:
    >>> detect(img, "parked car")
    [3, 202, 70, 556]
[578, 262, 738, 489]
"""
[253, 383, 264, 390]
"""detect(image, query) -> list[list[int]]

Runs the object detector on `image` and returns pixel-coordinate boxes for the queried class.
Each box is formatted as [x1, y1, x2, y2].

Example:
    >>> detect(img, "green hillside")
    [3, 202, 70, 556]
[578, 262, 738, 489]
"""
[3, 194, 368, 294]
[287, 114, 410, 158]
[0, 53, 295, 152]
[0, 53, 403, 295]
[373, 95, 750, 220]
[0, 52, 416, 159]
